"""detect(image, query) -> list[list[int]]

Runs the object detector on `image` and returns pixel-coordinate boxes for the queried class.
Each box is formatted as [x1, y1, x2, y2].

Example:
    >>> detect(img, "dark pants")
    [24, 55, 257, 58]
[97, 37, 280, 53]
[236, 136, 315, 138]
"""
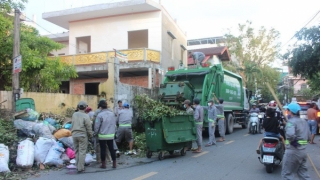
[99, 140, 116, 162]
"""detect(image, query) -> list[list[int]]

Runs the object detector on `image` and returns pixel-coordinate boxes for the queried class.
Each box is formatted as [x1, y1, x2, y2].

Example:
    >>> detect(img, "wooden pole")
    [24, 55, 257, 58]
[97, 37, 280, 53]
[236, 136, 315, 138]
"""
[266, 82, 288, 121]
[12, 9, 21, 113]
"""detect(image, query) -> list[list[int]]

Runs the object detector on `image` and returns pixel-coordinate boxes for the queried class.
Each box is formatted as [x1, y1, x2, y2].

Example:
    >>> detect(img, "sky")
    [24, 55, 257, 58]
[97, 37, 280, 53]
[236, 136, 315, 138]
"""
[23, 0, 320, 71]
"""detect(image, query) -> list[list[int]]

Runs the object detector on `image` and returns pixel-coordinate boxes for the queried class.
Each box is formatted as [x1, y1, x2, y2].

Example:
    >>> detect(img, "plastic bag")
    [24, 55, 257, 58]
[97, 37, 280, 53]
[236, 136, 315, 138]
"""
[60, 153, 70, 164]
[34, 137, 55, 164]
[18, 108, 39, 121]
[0, 144, 10, 172]
[58, 137, 74, 150]
[44, 118, 56, 126]
[85, 154, 94, 164]
[44, 142, 64, 167]
[66, 148, 75, 159]
[53, 129, 71, 140]
[16, 138, 35, 168]
[14, 120, 37, 137]
[32, 122, 55, 139]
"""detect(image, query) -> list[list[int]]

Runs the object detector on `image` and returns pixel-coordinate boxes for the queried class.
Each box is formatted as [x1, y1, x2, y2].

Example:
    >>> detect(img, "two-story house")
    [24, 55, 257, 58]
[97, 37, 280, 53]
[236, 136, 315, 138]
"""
[43, 0, 187, 97]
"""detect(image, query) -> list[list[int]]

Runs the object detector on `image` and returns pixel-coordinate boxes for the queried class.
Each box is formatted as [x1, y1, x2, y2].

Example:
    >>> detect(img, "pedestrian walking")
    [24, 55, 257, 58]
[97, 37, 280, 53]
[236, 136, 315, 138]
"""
[192, 98, 204, 153]
[94, 100, 117, 169]
[115, 103, 135, 155]
[71, 101, 93, 173]
[281, 103, 311, 180]
[307, 103, 317, 144]
[215, 98, 225, 142]
[203, 100, 217, 146]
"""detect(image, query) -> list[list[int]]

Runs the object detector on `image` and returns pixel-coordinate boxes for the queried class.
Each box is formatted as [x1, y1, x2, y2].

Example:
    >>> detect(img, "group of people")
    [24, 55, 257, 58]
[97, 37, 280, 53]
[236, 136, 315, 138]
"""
[182, 96, 225, 153]
[70, 99, 134, 173]
[253, 100, 314, 179]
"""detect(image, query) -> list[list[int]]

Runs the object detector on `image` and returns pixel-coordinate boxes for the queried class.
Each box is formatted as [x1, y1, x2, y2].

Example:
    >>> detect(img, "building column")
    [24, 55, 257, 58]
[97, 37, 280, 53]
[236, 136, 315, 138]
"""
[148, 67, 152, 89]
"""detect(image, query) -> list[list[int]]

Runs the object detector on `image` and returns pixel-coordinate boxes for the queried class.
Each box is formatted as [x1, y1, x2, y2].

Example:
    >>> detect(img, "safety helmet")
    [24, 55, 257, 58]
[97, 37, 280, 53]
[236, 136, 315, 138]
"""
[123, 103, 129, 108]
[267, 100, 277, 109]
[252, 103, 257, 106]
[77, 101, 87, 108]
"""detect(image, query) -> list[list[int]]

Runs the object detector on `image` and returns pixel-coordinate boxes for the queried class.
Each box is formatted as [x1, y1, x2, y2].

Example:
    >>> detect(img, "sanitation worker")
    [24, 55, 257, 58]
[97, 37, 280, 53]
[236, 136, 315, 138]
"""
[203, 100, 217, 146]
[183, 99, 194, 151]
[193, 98, 204, 153]
[281, 103, 311, 180]
[95, 100, 117, 169]
[116, 103, 135, 155]
[71, 101, 93, 173]
[215, 98, 225, 142]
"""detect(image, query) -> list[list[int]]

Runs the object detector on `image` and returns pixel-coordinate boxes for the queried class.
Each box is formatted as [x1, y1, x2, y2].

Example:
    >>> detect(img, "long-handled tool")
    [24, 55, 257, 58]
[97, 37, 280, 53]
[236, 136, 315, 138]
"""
[266, 83, 288, 121]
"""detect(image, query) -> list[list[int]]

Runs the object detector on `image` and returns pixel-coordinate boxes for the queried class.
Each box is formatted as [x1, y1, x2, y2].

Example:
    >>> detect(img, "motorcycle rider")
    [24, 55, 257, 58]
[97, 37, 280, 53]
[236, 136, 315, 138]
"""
[281, 103, 311, 179]
[249, 103, 261, 133]
[268, 101, 286, 139]
[256, 107, 285, 154]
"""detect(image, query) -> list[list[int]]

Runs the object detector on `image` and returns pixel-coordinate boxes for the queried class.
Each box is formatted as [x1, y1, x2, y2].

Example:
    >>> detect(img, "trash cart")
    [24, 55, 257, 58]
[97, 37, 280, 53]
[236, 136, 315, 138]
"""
[145, 114, 197, 160]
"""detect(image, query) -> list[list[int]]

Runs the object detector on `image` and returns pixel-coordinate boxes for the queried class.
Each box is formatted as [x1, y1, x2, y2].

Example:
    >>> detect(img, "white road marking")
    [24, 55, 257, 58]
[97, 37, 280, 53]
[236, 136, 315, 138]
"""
[225, 140, 234, 145]
[132, 172, 158, 180]
[192, 151, 209, 158]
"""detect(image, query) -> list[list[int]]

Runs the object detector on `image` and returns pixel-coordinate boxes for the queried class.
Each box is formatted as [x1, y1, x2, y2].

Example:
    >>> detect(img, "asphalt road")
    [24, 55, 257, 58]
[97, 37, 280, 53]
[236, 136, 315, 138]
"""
[30, 126, 320, 180]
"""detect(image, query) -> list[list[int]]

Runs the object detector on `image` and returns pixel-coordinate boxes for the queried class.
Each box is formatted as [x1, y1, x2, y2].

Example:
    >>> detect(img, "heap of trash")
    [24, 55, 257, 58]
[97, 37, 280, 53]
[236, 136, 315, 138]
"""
[0, 108, 94, 173]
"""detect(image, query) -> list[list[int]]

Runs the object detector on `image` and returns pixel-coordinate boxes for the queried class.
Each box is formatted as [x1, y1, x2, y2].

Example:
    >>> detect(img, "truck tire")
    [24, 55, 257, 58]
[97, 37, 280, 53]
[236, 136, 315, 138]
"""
[226, 113, 234, 134]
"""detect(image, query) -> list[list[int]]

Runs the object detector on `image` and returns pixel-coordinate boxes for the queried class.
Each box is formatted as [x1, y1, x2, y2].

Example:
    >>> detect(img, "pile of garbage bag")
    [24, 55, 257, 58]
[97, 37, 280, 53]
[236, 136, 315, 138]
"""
[0, 109, 83, 173]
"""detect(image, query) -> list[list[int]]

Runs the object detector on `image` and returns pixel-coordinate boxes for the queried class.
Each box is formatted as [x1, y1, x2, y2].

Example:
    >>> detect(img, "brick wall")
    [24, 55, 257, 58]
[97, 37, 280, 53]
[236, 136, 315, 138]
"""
[70, 78, 108, 95]
[120, 76, 148, 88]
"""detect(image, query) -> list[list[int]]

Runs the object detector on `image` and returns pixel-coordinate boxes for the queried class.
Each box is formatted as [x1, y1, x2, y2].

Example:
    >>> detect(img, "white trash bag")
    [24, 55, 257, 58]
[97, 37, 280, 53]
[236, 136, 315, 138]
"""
[16, 138, 35, 168]
[85, 154, 94, 164]
[0, 144, 10, 172]
[34, 137, 55, 164]
[44, 142, 64, 167]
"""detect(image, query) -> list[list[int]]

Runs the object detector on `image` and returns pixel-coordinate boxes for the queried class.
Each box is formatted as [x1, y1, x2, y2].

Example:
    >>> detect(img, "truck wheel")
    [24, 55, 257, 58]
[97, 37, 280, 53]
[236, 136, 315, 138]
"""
[226, 113, 234, 134]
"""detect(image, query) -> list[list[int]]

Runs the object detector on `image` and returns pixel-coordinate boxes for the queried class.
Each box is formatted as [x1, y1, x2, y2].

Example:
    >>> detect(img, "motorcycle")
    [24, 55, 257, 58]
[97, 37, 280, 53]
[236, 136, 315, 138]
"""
[258, 137, 284, 173]
[258, 112, 265, 132]
[249, 112, 259, 134]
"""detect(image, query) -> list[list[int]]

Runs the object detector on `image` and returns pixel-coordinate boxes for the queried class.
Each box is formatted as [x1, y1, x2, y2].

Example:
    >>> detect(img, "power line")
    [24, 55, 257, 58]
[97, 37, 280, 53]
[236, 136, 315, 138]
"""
[280, 9, 320, 49]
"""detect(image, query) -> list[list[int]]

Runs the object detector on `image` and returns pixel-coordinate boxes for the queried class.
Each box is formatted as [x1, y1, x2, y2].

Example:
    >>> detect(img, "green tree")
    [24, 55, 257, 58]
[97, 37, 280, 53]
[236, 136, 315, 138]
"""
[0, 13, 77, 92]
[0, 0, 27, 12]
[224, 21, 281, 99]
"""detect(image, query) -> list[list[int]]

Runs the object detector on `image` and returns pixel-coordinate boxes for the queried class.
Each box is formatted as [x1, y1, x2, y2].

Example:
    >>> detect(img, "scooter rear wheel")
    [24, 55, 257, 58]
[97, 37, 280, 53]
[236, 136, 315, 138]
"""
[266, 164, 274, 173]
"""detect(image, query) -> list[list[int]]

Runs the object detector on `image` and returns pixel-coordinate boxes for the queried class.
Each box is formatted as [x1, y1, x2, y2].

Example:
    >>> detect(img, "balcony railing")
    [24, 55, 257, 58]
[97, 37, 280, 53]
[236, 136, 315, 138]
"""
[54, 48, 160, 65]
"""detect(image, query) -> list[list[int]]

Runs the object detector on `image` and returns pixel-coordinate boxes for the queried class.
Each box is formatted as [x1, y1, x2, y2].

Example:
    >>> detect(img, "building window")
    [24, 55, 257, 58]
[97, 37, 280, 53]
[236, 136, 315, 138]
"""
[301, 83, 307, 90]
[128, 30, 148, 49]
[76, 36, 91, 54]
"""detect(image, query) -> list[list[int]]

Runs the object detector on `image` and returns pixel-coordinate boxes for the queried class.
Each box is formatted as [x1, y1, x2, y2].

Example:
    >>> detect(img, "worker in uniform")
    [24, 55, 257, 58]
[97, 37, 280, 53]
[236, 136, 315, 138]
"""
[193, 98, 204, 153]
[71, 101, 93, 173]
[94, 100, 117, 169]
[116, 103, 135, 155]
[281, 103, 311, 180]
[215, 98, 225, 142]
[203, 100, 217, 146]
[93, 99, 119, 163]
[183, 99, 194, 150]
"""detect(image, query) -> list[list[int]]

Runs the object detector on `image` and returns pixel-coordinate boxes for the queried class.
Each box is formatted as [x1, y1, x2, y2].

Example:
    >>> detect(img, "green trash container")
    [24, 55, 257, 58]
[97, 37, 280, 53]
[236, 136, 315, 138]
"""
[145, 114, 197, 160]
[15, 98, 35, 112]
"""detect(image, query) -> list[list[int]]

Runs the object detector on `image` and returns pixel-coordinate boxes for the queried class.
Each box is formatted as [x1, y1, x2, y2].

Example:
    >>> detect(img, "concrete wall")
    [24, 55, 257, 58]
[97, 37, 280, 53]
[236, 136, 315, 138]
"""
[68, 11, 162, 54]
[0, 91, 98, 115]
[51, 41, 69, 56]
[161, 11, 187, 69]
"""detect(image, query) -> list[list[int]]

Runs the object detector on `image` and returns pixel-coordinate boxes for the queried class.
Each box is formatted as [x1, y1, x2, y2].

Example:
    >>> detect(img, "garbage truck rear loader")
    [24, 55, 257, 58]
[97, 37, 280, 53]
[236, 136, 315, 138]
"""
[159, 64, 250, 134]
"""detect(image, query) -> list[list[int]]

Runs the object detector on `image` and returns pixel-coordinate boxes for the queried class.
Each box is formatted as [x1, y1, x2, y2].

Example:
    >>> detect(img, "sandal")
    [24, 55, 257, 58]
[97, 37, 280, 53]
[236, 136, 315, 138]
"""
[193, 150, 202, 153]
[191, 148, 198, 151]
[217, 139, 225, 142]
[309, 141, 316, 144]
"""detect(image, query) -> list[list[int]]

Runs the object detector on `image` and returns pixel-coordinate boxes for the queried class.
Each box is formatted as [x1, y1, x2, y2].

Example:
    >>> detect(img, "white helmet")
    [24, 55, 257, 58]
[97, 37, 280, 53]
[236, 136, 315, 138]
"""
[267, 100, 277, 109]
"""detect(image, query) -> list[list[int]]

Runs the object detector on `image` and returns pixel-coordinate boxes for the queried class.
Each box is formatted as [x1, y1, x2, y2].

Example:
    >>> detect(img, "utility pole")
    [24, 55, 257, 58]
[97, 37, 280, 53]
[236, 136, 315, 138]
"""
[12, 9, 21, 113]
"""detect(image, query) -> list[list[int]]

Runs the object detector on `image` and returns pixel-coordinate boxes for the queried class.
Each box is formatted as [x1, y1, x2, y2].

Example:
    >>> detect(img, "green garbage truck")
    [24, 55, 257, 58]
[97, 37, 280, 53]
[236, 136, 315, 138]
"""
[158, 63, 251, 134]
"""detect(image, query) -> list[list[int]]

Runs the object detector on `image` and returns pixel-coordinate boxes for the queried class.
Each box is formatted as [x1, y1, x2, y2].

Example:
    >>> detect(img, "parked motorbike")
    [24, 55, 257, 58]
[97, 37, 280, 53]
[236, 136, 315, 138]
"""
[258, 137, 284, 173]
[249, 112, 259, 134]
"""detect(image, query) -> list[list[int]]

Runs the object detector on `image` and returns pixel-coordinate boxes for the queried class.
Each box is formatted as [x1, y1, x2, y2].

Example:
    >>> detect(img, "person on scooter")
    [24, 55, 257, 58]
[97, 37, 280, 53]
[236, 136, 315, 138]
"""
[249, 103, 261, 133]
[256, 107, 285, 154]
